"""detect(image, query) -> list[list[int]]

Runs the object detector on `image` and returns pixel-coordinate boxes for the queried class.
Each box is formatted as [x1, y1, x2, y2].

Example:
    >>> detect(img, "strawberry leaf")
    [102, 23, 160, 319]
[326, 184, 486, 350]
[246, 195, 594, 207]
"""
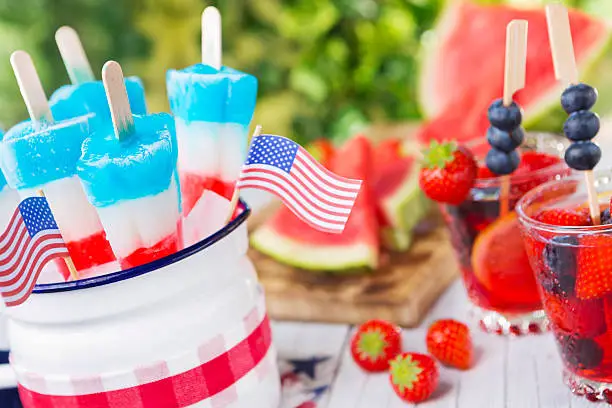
[422, 140, 458, 169]
[390, 354, 423, 393]
[357, 329, 387, 360]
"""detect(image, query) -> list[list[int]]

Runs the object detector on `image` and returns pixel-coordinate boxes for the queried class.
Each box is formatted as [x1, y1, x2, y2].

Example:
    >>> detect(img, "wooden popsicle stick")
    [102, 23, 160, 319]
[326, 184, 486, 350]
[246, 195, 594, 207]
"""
[225, 124, 263, 224]
[202, 6, 222, 69]
[502, 20, 528, 106]
[500, 20, 528, 217]
[55, 26, 95, 85]
[36, 190, 78, 281]
[10, 51, 54, 125]
[546, 4, 600, 225]
[546, 4, 579, 86]
[102, 61, 135, 141]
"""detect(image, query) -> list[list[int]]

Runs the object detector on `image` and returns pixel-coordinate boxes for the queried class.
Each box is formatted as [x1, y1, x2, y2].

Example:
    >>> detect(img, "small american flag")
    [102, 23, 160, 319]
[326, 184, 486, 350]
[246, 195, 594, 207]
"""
[0, 197, 68, 307]
[237, 135, 362, 233]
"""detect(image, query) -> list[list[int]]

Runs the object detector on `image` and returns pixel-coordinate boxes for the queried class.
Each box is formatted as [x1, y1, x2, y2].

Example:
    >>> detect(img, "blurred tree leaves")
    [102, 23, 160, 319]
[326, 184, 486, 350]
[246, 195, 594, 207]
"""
[0, 0, 147, 128]
[0, 0, 610, 144]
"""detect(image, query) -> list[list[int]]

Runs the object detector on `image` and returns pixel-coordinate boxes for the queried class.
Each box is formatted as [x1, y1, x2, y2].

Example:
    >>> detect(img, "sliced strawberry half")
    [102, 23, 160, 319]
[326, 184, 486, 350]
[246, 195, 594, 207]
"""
[576, 234, 612, 300]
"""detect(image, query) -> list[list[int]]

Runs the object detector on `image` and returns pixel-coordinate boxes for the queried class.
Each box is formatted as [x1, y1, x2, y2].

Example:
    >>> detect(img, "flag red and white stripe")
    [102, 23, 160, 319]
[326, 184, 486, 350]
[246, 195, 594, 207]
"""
[236, 135, 362, 233]
[0, 197, 69, 307]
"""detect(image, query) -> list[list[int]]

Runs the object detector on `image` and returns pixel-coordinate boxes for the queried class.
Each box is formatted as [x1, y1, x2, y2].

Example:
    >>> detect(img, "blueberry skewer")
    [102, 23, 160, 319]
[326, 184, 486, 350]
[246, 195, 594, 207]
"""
[547, 4, 601, 225]
[485, 20, 528, 217]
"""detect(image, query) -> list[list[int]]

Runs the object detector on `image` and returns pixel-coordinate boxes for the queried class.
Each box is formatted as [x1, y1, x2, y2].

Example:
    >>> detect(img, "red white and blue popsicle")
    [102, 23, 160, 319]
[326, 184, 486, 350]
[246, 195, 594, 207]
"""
[0, 51, 117, 281]
[166, 6, 258, 246]
[77, 62, 182, 270]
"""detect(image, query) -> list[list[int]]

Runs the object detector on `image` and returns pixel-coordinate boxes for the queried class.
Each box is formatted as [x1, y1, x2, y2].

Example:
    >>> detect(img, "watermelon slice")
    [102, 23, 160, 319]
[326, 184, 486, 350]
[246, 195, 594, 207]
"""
[373, 139, 430, 251]
[250, 135, 380, 271]
[418, 2, 612, 144]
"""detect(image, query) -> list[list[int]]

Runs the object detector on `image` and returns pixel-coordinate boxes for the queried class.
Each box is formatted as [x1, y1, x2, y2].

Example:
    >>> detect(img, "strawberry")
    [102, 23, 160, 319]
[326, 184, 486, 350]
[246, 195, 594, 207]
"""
[426, 319, 473, 370]
[535, 208, 592, 227]
[419, 141, 477, 205]
[389, 353, 439, 403]
[576, 234, 612, 299]
[350, 319, 402, 372]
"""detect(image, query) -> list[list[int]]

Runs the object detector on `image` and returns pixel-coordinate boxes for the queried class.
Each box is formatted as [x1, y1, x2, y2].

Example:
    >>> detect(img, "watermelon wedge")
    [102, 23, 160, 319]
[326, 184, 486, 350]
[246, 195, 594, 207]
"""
[373, 139, 430, 251]
[250, 135, 380, 271]
[417, 2, 612, 144]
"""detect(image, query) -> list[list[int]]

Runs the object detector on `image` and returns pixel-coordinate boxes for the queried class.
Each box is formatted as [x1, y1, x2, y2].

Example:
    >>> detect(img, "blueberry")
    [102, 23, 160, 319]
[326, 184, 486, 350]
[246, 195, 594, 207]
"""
[543, 235, 578, 295]
[561, 83, 598, 114]
[488, 99, 522, 131]
[486, 126, 524, 153]
[563, 110, 600, 141]
[602, 208, 612, 224]
[564, 141, 601, 171]
[485, 148, 520, 176]
[560, 336, 603, 370]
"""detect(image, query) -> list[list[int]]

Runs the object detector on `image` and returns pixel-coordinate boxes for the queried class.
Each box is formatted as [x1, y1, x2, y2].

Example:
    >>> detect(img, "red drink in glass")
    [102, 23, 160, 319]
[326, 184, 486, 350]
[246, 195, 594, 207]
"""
[517, 174, 612, 402]
[441, 133, 570, 334]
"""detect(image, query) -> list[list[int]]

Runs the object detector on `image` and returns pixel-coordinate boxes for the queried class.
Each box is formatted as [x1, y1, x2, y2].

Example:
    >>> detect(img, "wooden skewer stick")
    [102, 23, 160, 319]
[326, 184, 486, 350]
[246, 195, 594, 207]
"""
[225, 125, 263, 224]
[202, 6, 222, 69]
[55, 26, 95, 85]
[10, 51, 53, 126]
[10, 51, 79, 280]
[36, 191, 78, 280]
[102, 61, 135, 141]
[546, 4, 600, 225]
[499, 20, 528, 217]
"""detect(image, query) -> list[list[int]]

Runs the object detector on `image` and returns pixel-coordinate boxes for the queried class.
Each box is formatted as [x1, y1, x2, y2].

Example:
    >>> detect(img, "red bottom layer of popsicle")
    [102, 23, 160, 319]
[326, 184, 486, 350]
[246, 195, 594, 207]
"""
[181, 173, 234, 216]
[119, 232, 181, 270]
[56, 231, 116, 280]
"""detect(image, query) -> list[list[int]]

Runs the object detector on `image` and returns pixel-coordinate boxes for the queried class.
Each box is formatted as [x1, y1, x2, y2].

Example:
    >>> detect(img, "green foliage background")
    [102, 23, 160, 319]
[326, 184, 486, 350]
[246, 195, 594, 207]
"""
[0, 0, 610, 144]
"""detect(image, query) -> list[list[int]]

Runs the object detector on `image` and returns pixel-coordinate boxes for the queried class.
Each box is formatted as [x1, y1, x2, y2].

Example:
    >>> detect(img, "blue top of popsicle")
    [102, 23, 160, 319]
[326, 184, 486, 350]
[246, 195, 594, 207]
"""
[0, 170, 7, 191]
[77, 113, 178, 207]
[166, 64, 257, 125]
[0, 115, 90, 190]
[49, 76, 147, 126]
[0, 129, 6, 191]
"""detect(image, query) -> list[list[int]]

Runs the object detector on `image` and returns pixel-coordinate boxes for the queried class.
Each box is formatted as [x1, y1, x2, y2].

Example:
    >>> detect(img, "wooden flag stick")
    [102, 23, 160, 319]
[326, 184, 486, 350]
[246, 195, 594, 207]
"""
[225, 125, 263, 224]
[55, 26, 95, 85]
[546, 4, 600, 225]
[10, 51, 54, 126]
[500, 20, 528, 217]
[102, 61, 135, 141]
[202, 6, 222, 69]
[36, 190, 78, 280]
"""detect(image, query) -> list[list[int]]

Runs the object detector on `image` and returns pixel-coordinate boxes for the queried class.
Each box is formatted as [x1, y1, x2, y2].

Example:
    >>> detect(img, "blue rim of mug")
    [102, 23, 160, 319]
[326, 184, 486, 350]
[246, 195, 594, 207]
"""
[32, 200, 251, 293]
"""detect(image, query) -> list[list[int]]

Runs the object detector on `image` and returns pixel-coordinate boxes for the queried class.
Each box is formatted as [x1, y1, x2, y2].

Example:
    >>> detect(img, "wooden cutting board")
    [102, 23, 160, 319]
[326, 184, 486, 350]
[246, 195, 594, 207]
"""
[249, 122, 459, 327]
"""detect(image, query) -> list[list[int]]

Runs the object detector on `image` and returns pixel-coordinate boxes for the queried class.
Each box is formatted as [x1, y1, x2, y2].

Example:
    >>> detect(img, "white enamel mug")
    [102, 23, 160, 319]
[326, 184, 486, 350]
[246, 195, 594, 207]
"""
[5, 202, 280, 408]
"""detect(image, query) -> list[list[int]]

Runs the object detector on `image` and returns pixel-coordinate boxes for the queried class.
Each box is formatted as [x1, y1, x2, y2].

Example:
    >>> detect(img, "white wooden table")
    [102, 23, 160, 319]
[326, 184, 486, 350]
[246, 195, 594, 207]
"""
[271, 279, 597, 408]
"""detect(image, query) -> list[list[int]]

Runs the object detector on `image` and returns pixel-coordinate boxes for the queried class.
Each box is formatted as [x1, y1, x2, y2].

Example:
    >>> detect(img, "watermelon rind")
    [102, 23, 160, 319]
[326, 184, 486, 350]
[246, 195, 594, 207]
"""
[417, 2, 612, 133]
[525, 35, 612, 132]
[379, 176, 431, 251]
[250, 226, 378, 272]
